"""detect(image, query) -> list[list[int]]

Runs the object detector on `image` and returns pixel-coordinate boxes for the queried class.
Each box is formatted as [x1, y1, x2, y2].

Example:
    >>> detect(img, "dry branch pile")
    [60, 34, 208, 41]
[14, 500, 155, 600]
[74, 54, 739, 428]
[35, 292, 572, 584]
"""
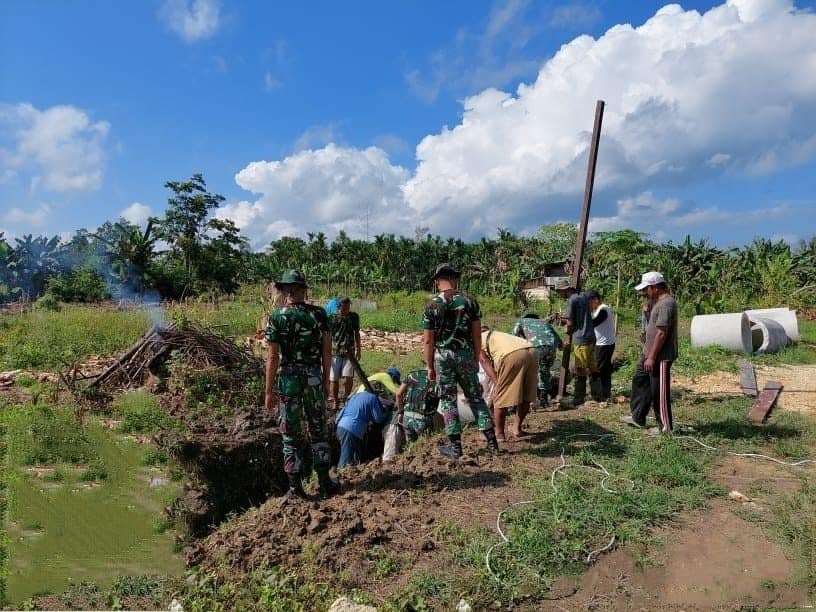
[244, 326, 424, 356]
[90, 321, 263, 391]
[360, 328, 424, 355]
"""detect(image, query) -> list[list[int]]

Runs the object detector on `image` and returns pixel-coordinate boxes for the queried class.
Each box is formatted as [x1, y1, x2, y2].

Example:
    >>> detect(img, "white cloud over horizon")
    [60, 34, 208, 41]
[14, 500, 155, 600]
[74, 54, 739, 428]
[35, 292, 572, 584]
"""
[222, 0, 816, 248]
[120, 202, 153, 226]
[0, 102, 110, 193]
[216, 144, 411, 249]
[159, 0, 222, 43]
[589, 191, 798, 243]
[4, 204, 52, 228]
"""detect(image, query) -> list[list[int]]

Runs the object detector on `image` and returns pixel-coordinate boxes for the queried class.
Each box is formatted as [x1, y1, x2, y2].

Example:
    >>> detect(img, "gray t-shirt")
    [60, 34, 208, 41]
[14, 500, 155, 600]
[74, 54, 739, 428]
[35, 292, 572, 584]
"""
[644, 295, 678, 362]
[566, 292, 595, 346]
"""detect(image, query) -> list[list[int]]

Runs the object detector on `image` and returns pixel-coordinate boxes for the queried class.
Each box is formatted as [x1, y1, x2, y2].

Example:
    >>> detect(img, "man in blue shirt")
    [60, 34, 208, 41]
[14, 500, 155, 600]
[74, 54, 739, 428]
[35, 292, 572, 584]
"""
[554, 279, 601, 406]
[336, 391, 395, 468]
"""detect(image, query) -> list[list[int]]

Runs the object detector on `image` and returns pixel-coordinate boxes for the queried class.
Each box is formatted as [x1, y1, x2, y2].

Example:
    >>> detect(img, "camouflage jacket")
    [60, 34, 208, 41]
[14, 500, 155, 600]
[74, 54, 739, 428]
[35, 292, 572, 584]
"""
[512, 318, 563, 351]
[266, 302, 329, 369]
[328, 311, 360, 356]
[403, 369, 439, 417]
[421, 289, 482, 350]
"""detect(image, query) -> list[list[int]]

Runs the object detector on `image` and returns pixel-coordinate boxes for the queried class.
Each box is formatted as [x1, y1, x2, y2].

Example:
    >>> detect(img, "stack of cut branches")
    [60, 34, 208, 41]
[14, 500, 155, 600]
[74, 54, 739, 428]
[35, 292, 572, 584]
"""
[360, 328, 424, 355]
[89, 321, 263, 391]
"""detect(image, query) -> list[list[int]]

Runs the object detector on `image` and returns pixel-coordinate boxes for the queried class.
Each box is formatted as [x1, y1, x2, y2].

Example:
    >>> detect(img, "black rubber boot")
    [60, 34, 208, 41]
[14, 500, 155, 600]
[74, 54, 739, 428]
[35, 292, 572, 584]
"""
[438, 434, 463, 459]
[483, 429, 500, 453]
[285, 473, 307, 500]
[317, 470, 340, 500]
[573, 376, 587, 406]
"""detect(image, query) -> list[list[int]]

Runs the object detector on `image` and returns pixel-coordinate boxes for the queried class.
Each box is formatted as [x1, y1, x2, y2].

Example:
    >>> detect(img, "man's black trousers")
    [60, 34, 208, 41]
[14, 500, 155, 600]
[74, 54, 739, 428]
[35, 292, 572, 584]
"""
[594, 343, 615, 401]
[630, 359, 673, 430]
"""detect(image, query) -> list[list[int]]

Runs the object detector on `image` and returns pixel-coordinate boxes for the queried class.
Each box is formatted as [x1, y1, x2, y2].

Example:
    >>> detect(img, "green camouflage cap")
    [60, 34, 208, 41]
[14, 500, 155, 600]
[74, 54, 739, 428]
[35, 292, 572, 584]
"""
[274, 269, 308, 289]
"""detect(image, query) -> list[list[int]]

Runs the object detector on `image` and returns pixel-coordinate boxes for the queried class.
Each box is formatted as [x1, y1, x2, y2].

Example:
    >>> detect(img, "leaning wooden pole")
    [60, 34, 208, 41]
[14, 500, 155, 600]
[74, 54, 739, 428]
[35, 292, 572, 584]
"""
[556, 100, 605, 402]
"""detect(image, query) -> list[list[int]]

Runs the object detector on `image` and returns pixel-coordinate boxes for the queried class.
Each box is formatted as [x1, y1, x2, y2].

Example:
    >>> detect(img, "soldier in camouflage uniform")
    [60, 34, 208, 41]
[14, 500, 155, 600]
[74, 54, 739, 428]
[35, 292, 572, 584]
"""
[513, 312, 563, 404]
[422, 263, 498, 458]
[265, 270, 340, 500]
[395, 369, 440, 440]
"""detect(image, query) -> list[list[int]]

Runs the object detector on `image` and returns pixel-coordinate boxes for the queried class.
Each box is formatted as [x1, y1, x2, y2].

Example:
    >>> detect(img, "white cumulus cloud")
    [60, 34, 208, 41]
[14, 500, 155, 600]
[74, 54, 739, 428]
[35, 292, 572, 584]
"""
[403, 0, 816, 236]
[120, 202, 153, 226]
[218, 144, 410, 249]
[225, 0, 816, 246]
[590, 191, 796, 243]
[159, 0, 222, 43]
[0, 103, 110, 192]
[3, 204, 52, 228]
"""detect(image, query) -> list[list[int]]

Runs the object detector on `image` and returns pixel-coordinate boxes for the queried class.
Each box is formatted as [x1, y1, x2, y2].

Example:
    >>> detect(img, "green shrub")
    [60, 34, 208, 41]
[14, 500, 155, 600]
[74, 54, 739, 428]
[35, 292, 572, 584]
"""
[46, 268, 110, 303]
[33, 293, 61, 311]
[79, 459, 108, 482]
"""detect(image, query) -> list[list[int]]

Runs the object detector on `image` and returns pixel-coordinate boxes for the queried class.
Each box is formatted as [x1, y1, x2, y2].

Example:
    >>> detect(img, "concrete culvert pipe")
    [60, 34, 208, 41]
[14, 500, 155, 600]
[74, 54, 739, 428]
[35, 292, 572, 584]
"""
[690, 312, 752, 353]
[745, 308, 799, 343]
[750, 316, 789, 354]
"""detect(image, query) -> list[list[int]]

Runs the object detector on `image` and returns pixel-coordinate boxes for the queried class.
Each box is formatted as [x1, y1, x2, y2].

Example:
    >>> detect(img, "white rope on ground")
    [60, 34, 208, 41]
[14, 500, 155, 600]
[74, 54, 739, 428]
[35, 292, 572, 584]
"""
[675, 434, 815, 467]
[486, 434, 625, 587]
[485, 428, 816, 591]
[586, 535, 616, 563]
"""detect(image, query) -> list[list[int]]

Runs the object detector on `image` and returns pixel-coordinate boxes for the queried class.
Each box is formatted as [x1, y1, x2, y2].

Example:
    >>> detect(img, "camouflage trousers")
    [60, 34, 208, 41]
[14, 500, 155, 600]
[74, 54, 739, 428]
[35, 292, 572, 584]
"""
[275, 368, 331, 475]
[434, 347, 493, 436]
[533, 345, 556, 402]
[402, 410, 434, 439]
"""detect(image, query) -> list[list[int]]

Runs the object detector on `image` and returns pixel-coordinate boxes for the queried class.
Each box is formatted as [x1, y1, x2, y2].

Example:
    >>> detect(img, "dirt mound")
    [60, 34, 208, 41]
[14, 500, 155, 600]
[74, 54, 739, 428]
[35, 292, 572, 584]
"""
[162, 410, 287, 537]
[186, 432, 514, 579]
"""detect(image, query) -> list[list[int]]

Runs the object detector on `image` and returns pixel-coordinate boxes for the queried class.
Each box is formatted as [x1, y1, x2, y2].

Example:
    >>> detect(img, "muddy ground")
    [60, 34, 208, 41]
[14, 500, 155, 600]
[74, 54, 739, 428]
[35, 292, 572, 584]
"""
[4, 356, 814, 610]
[188, 392, 815, 611]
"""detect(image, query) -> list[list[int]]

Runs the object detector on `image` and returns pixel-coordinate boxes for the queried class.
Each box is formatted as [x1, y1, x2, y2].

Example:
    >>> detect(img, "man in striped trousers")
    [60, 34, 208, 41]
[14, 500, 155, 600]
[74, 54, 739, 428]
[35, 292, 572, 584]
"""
[621, 272, 678, 434]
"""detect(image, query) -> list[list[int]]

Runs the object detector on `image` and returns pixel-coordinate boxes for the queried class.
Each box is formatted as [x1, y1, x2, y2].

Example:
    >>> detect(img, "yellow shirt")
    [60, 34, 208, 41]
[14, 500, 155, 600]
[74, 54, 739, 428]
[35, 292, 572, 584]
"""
[481, 330, 531, 364]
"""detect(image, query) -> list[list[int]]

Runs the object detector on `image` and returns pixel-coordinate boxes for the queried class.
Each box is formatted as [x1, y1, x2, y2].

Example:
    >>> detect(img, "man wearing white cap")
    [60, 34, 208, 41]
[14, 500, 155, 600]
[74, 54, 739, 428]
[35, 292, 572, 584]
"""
[621, 272, 678, 433]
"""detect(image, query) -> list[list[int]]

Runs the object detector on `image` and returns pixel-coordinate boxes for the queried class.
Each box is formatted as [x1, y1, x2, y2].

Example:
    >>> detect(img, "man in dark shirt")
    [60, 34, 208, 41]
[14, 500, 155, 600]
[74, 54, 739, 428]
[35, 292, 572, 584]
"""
[622, 271, 678, 433]
[328, 296, 361, 410]
[554, 279, 601, 406]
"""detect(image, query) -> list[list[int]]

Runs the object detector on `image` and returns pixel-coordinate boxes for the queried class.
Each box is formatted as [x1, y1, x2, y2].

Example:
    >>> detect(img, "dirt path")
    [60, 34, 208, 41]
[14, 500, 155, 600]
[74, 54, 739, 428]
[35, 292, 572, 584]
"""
[558, 455, 811, 610]
[674, 364, 816, 414]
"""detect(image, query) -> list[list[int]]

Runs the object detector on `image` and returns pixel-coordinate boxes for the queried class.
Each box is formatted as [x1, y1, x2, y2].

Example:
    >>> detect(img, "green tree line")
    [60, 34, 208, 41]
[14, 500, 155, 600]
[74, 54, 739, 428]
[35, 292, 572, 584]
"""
[1, 174, 814, 314]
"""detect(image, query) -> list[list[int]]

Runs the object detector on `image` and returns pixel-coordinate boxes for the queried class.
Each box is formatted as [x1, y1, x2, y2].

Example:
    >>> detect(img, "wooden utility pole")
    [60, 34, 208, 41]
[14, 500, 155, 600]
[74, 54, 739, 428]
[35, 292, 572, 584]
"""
[556, 100, 605, 402]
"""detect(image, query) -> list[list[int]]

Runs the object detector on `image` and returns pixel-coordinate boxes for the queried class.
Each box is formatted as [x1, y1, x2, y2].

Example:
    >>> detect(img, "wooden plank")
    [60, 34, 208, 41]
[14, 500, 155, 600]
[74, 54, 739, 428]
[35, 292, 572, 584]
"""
[737, 359, 758, 397]
[748, 381, 783, 424]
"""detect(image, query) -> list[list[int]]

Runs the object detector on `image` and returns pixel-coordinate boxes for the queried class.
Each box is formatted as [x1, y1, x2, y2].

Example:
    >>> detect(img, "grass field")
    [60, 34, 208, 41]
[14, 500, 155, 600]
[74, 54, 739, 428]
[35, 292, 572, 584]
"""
[0, 294, 814, 609]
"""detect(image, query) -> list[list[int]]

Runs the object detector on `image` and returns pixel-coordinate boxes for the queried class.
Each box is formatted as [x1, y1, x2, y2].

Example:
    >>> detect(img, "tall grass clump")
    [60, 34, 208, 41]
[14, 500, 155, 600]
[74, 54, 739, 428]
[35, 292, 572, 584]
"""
[10, 404, 100, 466]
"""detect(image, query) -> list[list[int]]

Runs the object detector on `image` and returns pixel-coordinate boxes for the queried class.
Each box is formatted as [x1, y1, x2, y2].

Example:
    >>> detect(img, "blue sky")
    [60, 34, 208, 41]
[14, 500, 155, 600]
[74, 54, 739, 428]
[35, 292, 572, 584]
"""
[2, 0, 815, 249]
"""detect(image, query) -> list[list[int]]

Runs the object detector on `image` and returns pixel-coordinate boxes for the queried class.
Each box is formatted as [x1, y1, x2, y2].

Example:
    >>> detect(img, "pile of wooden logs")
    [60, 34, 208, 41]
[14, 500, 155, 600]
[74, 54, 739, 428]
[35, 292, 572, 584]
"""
[360, 328, 423, 355]
[0, 370, 57, 388]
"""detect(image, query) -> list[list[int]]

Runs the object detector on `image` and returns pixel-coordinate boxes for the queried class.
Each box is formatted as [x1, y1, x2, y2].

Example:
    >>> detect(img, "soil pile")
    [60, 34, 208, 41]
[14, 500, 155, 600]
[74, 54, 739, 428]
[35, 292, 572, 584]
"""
[186, 432, 512, 582]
